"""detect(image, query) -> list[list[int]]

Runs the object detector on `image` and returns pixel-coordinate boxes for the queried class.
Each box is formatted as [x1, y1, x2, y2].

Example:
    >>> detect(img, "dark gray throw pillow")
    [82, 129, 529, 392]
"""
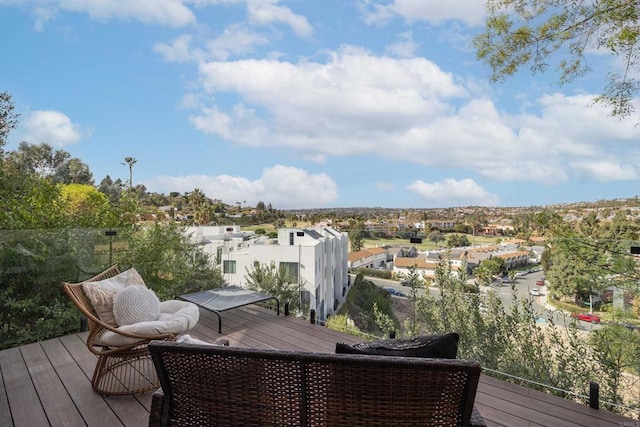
[335, 333, 459, 359]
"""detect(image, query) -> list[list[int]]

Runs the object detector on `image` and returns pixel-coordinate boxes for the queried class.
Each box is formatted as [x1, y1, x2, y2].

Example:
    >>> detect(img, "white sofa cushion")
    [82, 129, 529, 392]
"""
[82, 268, 146, 326]
[98, 300, 200, 347]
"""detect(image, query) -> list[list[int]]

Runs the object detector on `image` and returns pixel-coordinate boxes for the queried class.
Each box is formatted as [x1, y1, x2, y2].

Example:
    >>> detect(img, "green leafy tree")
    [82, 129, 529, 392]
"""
[473, 262, 494, 286]
[446, 233, 471, 248]
[98, 175, 123, 203]
[115, 222, 224, 301]
[349, 222, 365, 252]
[338, 273, 394, 335]
[0, 91, 19, 151]
[7, 142, 93, 185]
[401, 265, 423, 338]
[244, 261, 300, 313]
[59, 183, 112, 227]
[474, 0, 640, 117]
[53, 157, 94, 185]
[427, 230, 444, 247]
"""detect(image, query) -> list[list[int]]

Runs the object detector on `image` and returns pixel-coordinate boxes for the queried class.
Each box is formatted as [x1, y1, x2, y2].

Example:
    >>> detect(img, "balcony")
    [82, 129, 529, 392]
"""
[0, 305, 635, 427]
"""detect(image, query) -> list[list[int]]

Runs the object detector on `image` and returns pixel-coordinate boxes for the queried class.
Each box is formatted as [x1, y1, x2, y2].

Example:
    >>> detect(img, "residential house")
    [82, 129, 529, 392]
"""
[393, 255, 461, 281]
[347, 247, 388, 269]
[188, 226, 349, 323]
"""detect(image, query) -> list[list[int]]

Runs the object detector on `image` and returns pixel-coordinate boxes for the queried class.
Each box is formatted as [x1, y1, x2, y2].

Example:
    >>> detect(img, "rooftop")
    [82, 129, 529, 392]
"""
[0, 305, 635, 427]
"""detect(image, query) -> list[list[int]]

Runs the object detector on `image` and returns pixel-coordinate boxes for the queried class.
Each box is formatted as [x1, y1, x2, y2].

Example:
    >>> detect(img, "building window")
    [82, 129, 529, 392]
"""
[223, 260, 236, 274]
[280, 261, 299, 283]
[289, 232, 294, 245]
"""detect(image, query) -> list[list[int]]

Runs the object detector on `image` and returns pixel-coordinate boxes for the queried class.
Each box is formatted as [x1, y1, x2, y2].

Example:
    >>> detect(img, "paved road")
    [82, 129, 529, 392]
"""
[360, 271, 602, 331]
[483, 270, 602, 331]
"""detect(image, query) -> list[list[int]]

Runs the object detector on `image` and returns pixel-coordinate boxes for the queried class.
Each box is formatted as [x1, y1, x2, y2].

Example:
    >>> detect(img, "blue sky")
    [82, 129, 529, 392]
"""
[2, 0, 640, 210]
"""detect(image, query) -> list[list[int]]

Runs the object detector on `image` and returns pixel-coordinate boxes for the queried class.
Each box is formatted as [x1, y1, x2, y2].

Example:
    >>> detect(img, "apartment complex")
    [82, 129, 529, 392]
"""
[186, 225, 349, 323]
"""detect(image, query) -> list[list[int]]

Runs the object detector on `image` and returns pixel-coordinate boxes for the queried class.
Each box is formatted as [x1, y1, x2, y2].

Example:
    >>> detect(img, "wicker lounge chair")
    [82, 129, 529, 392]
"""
[148, 341, 486, 426]
[62, 265, 199, 396]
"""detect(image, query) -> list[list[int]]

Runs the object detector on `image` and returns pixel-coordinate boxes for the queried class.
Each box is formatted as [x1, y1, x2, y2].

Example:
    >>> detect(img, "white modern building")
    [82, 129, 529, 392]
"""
[185, 225, 349, 323]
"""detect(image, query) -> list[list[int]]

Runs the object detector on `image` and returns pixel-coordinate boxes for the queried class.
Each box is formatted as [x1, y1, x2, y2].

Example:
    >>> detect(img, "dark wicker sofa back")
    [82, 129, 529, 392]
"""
[148, 341, 483, 426]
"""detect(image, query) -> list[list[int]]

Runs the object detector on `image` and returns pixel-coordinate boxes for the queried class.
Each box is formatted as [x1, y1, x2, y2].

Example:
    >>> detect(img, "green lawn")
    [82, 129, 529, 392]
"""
[363, 234, 502, 251]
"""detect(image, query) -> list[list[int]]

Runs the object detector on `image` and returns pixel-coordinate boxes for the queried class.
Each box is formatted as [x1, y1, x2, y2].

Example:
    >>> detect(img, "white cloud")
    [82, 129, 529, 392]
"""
[386, 31, 419, 58]
[570, 160, 638, 182]
[246, 0, 312, 37]
[187, 44, 640, 187]
[391, 0, 486, 26]
[376, 181, 395, 191]
[359, 0, 485, 27]
[205, 24, 270, 60]
[193, 46, 466, 153]
[407, 178, 500, 207]
[154, 34, 198, 62]
[7, 0, 196, 28]
[33, 6, 56, 31]
[23, 110, 84, 146]
[144, 165, 338, 209]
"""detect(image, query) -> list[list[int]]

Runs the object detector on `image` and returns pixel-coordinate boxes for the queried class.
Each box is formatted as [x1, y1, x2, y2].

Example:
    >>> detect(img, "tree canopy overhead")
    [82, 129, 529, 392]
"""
[474, 0, 640, 117]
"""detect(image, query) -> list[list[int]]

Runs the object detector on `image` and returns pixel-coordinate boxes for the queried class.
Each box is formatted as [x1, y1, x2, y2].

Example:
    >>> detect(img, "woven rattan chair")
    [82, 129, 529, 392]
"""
[148, 341, 486, 426]
[62, 266, 179, 396]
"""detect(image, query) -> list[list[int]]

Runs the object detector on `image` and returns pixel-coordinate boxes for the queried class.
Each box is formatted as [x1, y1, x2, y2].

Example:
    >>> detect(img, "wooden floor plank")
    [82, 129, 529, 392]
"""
[478, 374, 631, 427]
[20, 341, 86, 427]
[0, 347, 49, 426]
[0, 359, 11, 427]
[41, 337, 124, 427]
[58, 333, 150, 427]
[473, 401, 529, 427]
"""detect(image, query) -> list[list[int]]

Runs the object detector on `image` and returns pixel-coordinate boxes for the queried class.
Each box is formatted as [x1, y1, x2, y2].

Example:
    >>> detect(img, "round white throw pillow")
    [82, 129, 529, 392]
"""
[113, 286, 161, 326]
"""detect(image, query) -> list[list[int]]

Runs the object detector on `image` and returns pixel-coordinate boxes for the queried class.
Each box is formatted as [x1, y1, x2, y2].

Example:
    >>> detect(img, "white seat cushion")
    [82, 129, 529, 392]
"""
[98, 300, 200, 347]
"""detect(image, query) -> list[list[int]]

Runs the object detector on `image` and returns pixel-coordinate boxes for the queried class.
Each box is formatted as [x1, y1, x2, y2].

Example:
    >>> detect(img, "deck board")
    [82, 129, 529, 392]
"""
[0, 346, 50, 426]
[0, 304, 636, 427]
[21, 341, 87, 427]
[41, 338, 124, 427]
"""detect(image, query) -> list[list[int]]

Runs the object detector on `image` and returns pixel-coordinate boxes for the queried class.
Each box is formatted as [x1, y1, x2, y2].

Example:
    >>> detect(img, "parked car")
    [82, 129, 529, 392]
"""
[571, 312, 601, 324]
[535, 279, 545, 286]
[383, 287, 407, 297]
[400, 279, 411, 287]
[530, 288, 540, 296]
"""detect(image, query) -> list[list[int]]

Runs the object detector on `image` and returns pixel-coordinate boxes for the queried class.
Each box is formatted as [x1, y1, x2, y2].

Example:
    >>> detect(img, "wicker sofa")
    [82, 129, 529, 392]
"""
[148, 341, 486, 426]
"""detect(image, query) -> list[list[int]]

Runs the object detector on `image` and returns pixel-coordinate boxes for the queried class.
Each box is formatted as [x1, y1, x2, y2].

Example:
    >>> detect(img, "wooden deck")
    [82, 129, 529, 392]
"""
[0, 305, 636, 427]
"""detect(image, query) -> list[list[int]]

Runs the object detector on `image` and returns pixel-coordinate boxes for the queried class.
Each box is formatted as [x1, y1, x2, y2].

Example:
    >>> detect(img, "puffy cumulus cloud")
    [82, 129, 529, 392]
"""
[154, 25, 270, 62]
[190, 44, 640, 186]
[570, 160, 638, 182]
[204, 24, 270, 60]
[359, 0, 485, 27]
[23, 110, 85, 146]
[247, 0, 312, 37]
[8, 0, 196, 28]
[144, 165, 338, 209]
[193, 46, 466, 153]
[407, 178, 500, 207]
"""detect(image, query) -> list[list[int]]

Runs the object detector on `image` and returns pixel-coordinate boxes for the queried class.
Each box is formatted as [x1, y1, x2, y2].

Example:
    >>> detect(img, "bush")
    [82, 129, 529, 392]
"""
[337, 274, 397, 335]
[351, 267, 392, 280]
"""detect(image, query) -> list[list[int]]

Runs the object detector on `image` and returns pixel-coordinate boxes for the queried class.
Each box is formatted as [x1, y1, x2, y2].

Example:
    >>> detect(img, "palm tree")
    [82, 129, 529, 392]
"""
[122, 157, 137, 189]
